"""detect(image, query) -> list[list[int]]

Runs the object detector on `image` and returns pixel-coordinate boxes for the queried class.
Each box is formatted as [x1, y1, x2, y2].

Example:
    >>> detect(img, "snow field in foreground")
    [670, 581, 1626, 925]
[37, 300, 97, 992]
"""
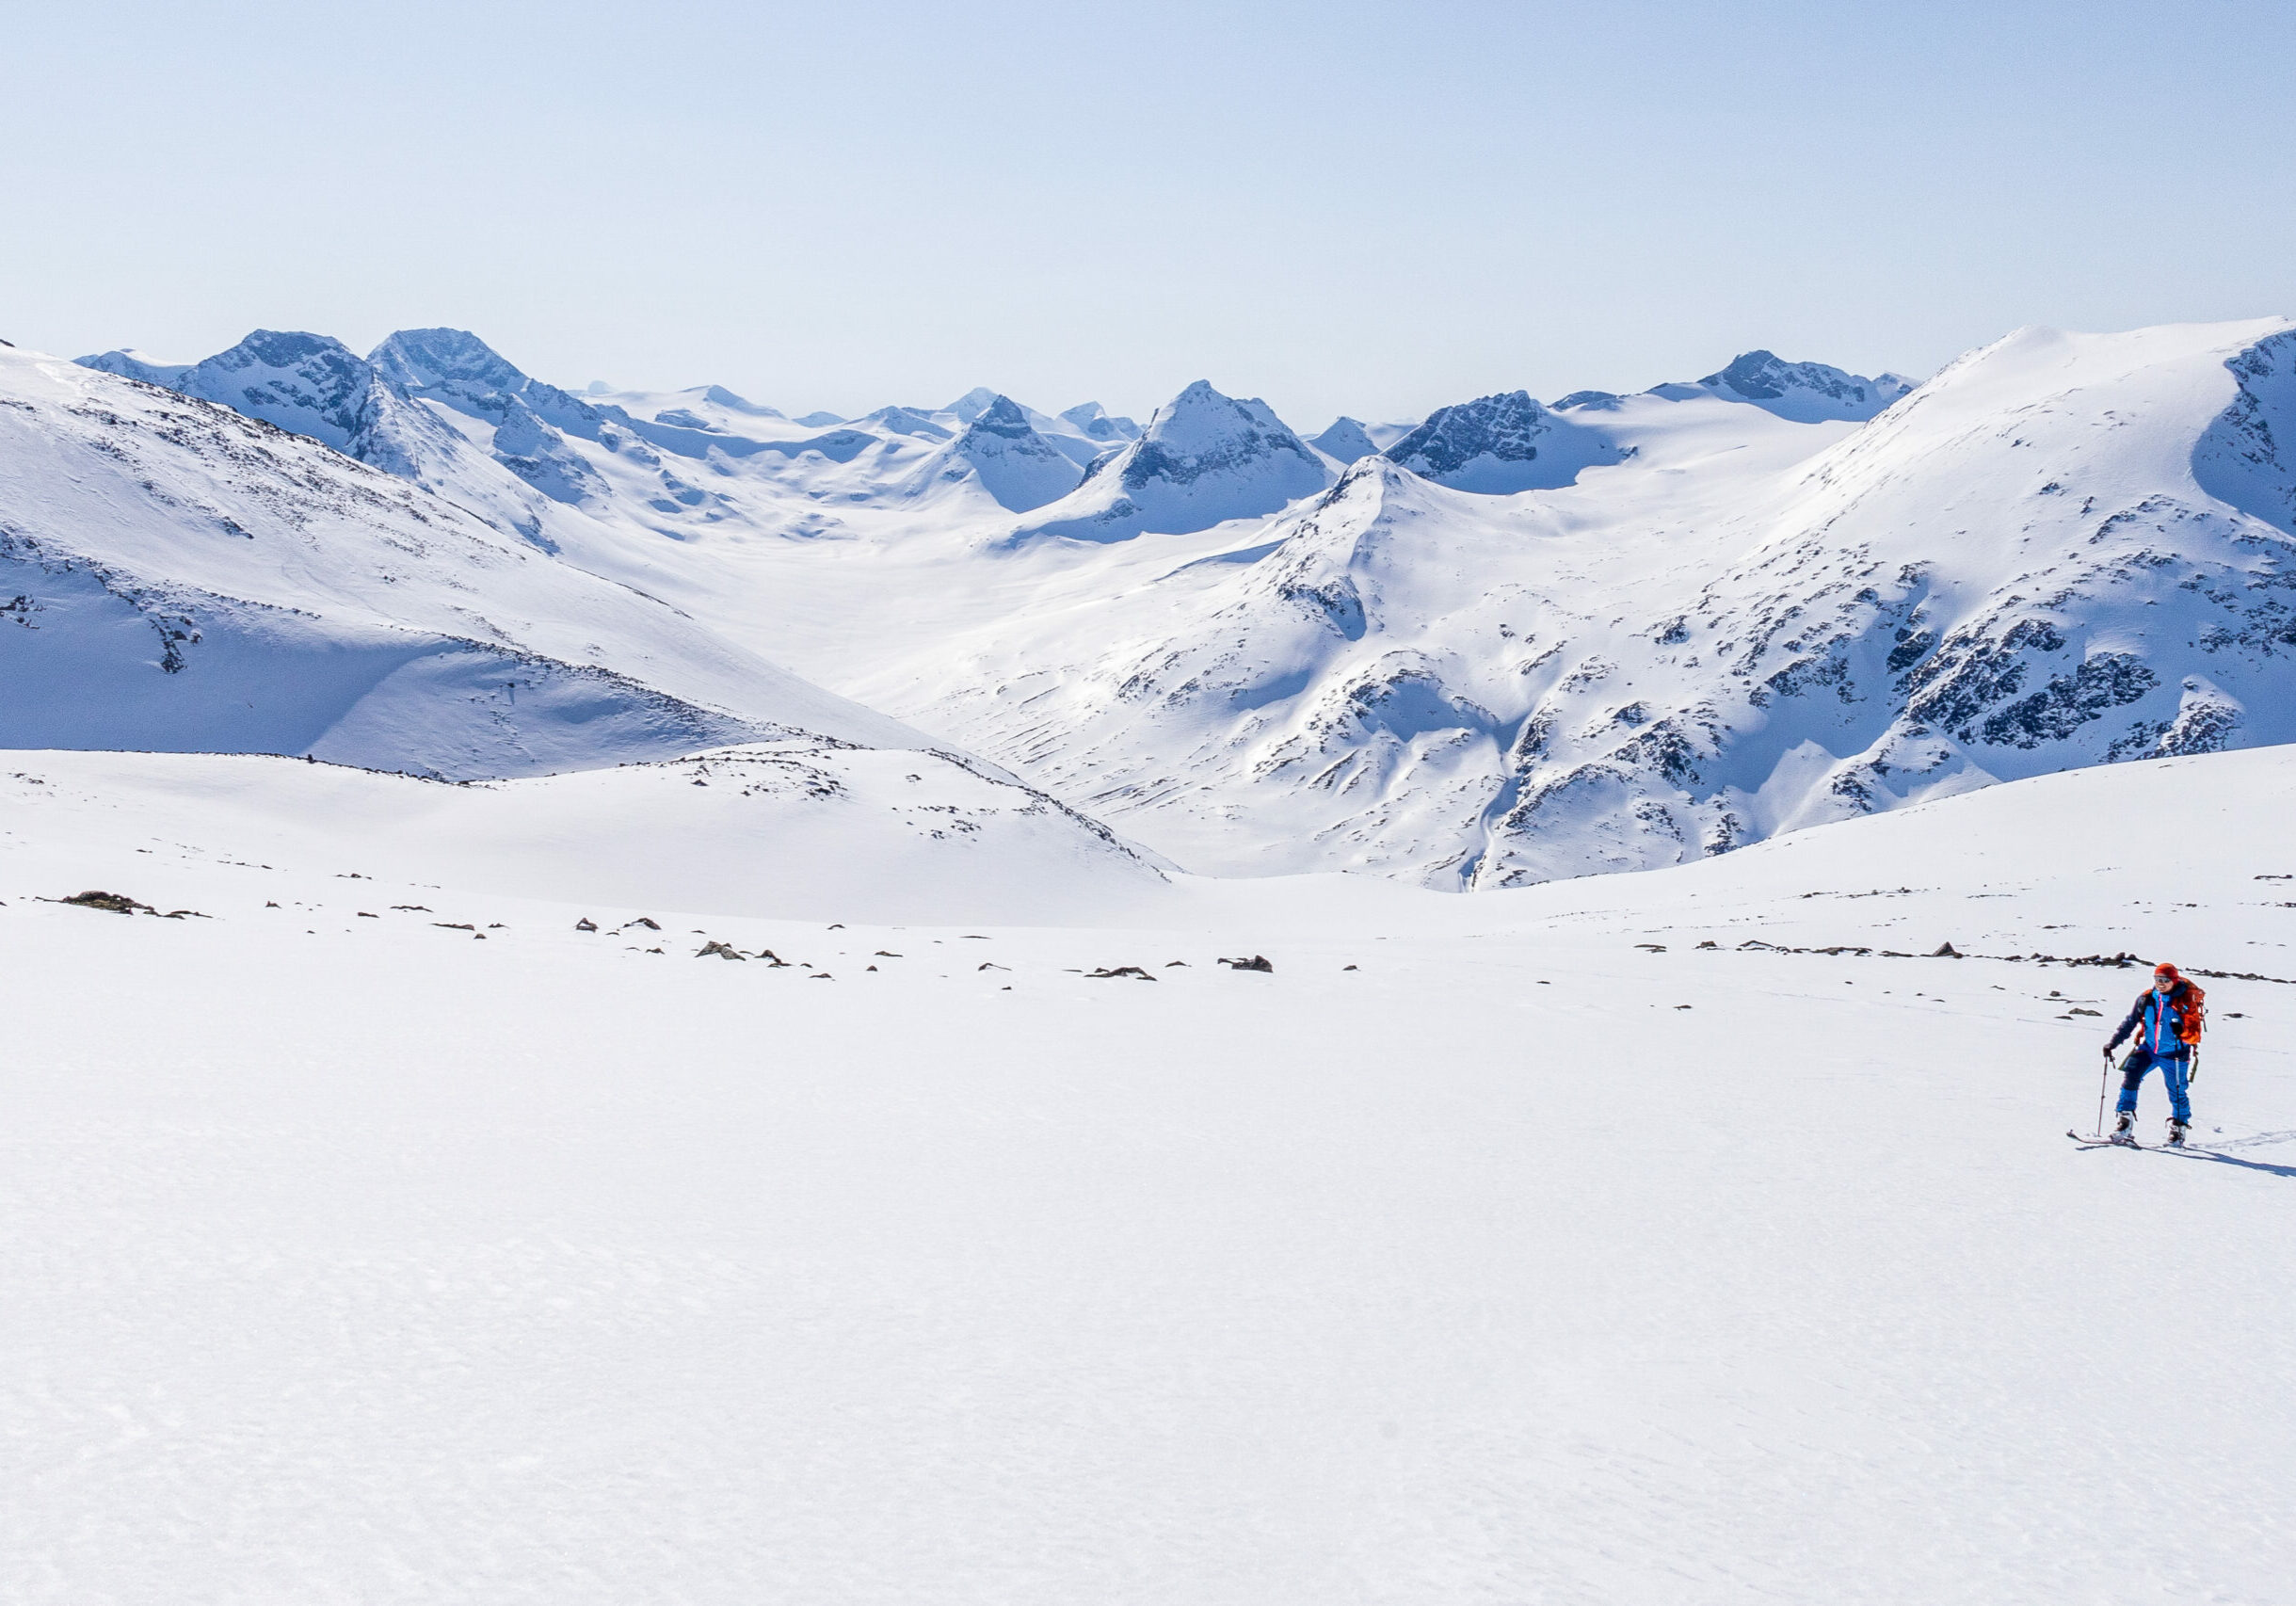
[2, 746, 2293, 1603]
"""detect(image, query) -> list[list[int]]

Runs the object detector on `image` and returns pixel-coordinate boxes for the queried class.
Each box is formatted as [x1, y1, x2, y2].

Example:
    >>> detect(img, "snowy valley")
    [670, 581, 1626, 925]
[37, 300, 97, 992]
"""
[6, 314, 2296, 1602]
[33, 317, 2296, 892]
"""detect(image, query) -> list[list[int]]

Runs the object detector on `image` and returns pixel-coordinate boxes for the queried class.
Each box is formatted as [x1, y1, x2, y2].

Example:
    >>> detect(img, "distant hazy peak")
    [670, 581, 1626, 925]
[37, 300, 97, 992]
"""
[76, 348, 194, 388]
[866, 405, 955, 441]
[1681, 350, 1914, 421]
[700, 384, 783, 418]
[1309, 416, 1381, 464]
[958, 394, 1037, 440]
[1059, 402, 1141, 442]
[946, 386, 1004, 424]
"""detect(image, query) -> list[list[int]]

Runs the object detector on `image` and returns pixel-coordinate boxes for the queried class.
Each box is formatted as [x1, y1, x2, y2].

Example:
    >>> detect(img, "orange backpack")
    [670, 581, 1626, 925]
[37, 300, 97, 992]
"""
[2174, 980, 2207, 1045]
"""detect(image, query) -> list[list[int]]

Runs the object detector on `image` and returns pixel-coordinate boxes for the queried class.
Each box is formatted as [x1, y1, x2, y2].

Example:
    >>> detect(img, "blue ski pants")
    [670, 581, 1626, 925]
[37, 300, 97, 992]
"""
[2116, 1049, 2192, 1123]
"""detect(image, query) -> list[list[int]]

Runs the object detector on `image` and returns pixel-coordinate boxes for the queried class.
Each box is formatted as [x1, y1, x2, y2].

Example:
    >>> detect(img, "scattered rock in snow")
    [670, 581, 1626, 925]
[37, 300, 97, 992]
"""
[575, 917, 598, 931]
[57, 890, 150, 914]
[697, 941, 745, 960]
[1218, 955, 1274, 972]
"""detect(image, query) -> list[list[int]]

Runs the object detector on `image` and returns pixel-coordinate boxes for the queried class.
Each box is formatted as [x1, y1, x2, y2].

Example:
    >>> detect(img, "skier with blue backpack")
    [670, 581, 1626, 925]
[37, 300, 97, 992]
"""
[2102, 961, 2206, 1146]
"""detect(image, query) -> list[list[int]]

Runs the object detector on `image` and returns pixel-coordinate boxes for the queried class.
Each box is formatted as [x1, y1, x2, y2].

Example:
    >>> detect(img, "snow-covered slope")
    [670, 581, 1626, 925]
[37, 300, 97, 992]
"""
[841, 323, 2296, 886]
[54, 319, 2296, 897]
[0, 345, 940, 776]
[4, 739, 2291, 1602]
[0, 745, 1168, 925]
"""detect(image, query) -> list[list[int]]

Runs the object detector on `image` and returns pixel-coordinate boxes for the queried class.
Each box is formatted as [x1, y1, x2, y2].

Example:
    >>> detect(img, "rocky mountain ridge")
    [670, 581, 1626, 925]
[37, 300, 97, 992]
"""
[48, 317, 2296, 890]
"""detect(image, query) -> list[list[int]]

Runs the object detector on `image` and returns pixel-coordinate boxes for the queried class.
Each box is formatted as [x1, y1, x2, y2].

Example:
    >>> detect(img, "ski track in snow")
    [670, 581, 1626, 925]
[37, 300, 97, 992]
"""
[3, 745, 2293, 1603]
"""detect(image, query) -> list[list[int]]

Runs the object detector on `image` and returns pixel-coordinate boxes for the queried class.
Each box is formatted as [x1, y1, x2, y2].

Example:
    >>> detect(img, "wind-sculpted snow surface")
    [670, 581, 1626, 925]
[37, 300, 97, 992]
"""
[0, 346, 930, 777]
[0, 745, 1169, 925]
[5, 743, 2295, 1602]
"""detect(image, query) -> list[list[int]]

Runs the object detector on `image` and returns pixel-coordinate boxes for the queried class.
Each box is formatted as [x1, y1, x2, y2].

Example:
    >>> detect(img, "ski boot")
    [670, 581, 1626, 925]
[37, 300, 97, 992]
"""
[2110, 1110, 2138, 1146]
[2166, 1118, 2190, 1148]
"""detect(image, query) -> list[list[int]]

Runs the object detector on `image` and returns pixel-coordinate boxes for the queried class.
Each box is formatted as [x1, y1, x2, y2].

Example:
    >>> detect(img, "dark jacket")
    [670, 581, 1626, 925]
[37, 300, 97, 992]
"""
[2109, 980, 2202, 1057]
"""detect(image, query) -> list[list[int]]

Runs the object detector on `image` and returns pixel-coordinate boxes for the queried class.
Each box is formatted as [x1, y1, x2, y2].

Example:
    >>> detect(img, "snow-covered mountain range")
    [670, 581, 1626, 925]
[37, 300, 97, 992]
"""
[24, 314, 2296, 888]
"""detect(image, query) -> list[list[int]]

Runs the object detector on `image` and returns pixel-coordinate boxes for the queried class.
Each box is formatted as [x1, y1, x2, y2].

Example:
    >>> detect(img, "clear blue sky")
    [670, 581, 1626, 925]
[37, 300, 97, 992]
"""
[6, 0, 2291, 427]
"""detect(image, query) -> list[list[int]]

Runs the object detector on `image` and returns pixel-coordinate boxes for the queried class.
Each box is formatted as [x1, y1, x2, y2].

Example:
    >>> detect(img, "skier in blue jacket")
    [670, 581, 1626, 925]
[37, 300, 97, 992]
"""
[2103, 961, 2204, 1146]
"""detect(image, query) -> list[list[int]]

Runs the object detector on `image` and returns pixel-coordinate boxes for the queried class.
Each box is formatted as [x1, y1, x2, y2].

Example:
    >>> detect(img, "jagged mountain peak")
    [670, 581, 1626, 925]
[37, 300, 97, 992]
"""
[1383, 388, 1630, 494]
[1059, 402, 1140, 442]
[148, 329, 405, 458]
[1385, 390, 1545, 476]
[1009, 380, 1328, 543]
[213, 328, 360, 365]
[1679, 349, 1915, 422]
[907, 393, 1083, 513]
[368, 327, 529, 393]
[363, 329, 606, 446]
[1131, 380, 1303, 463]
[958, 394, 1036, 439]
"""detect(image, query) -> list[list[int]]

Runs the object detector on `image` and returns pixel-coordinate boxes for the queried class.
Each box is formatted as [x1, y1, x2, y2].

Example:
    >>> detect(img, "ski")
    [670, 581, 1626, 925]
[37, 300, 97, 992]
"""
[2066, 1129, 2142, 1148]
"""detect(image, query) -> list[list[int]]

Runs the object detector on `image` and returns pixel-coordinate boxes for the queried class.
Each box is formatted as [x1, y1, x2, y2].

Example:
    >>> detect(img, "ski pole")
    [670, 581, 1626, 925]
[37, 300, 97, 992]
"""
[2095, 1046, 2111, 1138]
